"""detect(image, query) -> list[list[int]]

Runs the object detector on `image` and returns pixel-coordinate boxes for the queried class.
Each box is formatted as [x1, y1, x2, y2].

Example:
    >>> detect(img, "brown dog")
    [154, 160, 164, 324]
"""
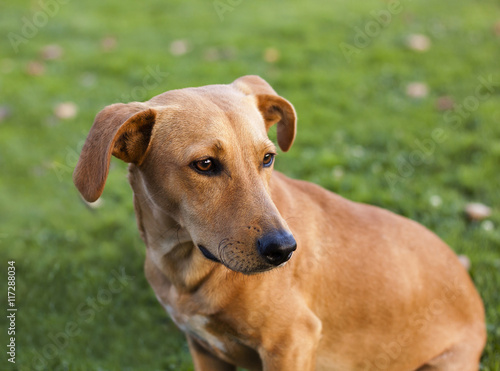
[74, 76, 486, 370]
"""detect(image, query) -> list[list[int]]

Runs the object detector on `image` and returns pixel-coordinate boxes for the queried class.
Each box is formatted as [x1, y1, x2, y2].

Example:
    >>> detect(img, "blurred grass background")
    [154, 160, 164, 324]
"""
[0, 0, 499, 369]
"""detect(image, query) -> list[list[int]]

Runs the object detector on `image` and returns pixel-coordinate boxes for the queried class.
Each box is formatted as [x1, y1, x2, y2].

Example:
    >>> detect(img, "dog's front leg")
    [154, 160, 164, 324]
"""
[259, 309, 322, 371]
[187, 336, 236, 371]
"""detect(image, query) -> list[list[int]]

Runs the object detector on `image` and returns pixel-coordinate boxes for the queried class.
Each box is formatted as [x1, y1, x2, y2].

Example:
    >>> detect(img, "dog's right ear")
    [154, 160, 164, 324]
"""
[232, 75, 297, 152]
[73, 103, 157, 202]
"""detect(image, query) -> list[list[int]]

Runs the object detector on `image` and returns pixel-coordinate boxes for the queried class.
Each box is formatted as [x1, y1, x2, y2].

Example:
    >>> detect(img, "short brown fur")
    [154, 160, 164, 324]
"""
[74, 76, 486, 370]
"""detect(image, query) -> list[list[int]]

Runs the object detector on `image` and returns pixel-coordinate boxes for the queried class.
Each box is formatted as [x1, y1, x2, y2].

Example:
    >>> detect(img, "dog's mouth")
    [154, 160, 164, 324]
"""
[197, 245, 221, 263]
[197, 244, 287, 275]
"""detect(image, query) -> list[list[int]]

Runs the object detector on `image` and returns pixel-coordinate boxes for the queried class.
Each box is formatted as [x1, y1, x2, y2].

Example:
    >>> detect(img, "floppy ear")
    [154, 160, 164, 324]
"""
[232, 75, 296, 152]
[73, 102, 157, 202]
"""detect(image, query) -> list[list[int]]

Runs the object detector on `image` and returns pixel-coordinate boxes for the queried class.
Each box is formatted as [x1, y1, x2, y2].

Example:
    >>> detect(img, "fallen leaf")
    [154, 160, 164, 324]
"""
[41, 44, 63, 60]
[26, 61, 45, 76]
[54, 102, 78, 119]
[429, 195, 442, 207]
[435, 96, 454, 111]
[406, 82, 428, 98]
[170, 40, 189, 56]
[465, 202, 492, 221]
[406, 34, 431, 52]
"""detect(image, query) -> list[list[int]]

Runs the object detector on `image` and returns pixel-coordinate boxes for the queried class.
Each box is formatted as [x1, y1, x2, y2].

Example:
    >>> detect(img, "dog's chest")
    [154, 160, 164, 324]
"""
[163, 303, 227, 353]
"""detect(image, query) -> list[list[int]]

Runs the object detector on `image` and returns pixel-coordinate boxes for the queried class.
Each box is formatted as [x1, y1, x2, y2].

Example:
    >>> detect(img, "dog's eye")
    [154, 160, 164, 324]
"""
[191, 158, 223, 175]
[193, 158, 214, 172]
[263, 153, 275, 168]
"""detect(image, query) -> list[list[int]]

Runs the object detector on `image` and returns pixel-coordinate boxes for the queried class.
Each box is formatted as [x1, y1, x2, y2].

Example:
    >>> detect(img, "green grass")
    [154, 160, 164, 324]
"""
[1, 0, 499, 369]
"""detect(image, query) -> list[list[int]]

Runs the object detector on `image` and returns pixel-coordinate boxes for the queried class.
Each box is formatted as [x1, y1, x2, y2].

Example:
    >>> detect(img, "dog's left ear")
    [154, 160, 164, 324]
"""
[232, 75, 297, 152]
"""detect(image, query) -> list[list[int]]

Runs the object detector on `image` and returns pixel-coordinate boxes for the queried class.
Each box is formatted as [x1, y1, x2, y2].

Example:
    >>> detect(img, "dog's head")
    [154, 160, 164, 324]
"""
[74, 75, 297, 274]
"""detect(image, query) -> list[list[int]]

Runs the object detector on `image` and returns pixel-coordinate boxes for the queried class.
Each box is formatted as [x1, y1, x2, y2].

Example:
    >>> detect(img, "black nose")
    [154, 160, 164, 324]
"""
[257, 230, 297, 266]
